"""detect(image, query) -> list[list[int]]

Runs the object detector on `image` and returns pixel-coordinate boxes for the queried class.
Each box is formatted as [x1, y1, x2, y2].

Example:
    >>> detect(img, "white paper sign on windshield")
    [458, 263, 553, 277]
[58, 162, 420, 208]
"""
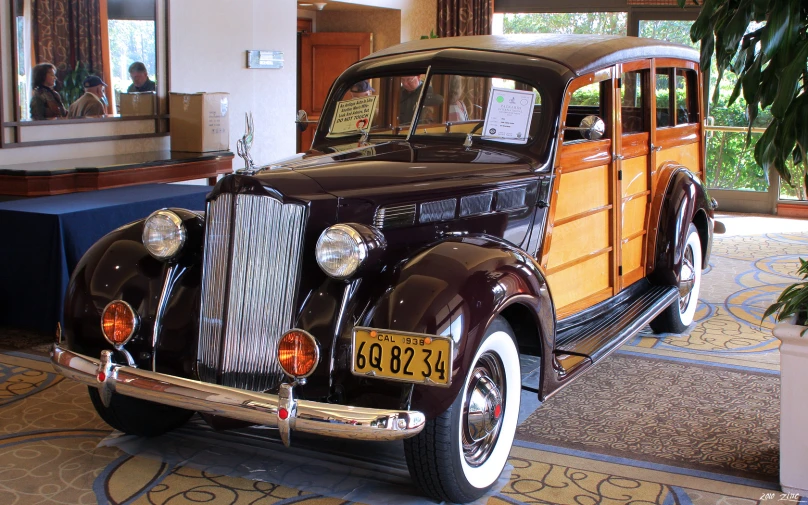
[329, 96, 378, 134]
[481, 87, 535, 144]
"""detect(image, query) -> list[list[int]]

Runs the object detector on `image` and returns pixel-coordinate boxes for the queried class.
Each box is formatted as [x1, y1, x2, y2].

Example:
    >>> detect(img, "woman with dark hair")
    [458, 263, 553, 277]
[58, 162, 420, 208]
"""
[30, 63, 66, 120]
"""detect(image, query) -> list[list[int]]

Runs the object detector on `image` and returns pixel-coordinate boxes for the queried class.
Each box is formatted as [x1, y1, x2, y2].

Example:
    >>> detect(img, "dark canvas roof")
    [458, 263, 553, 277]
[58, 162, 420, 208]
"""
[365, 34, 699, 75]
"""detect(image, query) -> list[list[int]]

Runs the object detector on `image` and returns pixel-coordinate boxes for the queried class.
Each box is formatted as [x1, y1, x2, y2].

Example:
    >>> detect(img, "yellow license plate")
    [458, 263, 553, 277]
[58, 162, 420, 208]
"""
[352, 327, 454, 387]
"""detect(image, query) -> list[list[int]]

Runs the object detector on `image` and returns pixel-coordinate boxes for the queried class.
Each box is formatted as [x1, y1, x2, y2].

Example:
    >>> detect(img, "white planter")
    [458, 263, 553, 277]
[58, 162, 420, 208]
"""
[773, 317, 808, 496]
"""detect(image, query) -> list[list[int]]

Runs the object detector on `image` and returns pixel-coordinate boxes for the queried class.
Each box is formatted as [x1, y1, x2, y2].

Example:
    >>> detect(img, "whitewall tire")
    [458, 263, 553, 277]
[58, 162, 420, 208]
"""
[405, 317, 521, 503]
[651, 223, 702, 333]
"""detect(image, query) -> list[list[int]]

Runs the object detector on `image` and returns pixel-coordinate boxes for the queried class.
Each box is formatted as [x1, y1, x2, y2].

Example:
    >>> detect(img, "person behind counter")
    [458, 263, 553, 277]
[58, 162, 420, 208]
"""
[30, 63, 67, 120]
[68, 76, 108, 118]
[128, 62, 156, 92]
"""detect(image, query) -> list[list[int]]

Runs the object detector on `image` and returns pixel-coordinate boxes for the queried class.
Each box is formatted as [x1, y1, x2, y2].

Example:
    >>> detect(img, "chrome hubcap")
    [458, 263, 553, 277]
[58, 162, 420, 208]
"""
[679, 245, 695, 311]
[462, 352, 505, 466]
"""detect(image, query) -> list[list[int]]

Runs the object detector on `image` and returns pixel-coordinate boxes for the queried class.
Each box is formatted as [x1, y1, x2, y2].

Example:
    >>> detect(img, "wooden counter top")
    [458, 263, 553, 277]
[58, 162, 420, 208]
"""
[0, 150, 234, 196]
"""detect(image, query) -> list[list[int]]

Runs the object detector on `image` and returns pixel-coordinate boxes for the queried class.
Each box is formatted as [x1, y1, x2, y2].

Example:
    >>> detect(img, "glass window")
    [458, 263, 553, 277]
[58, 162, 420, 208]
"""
[656, 69, 672, 128]
[326, 73, 544, 145]
[564, 82, 606, 143]
[675, 69, 698, 125]
[413, 74, 542, 141]
[621, 70, 647, 134]
[501, 12, 627, 35]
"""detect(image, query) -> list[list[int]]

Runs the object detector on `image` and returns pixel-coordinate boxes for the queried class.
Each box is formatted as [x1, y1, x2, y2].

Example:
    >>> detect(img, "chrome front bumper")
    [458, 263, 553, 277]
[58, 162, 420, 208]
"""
[51, 345, 425, 445]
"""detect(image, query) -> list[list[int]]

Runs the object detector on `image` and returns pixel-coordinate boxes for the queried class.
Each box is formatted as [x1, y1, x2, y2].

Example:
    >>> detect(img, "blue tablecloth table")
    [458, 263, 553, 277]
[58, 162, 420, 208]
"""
[0, 184, 210, 333]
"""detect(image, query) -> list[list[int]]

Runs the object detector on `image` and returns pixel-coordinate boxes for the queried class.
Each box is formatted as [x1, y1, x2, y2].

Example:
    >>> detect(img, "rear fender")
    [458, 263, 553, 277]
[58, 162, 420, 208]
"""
[361, 236, 554, 418]
[649, 164, 714, 286]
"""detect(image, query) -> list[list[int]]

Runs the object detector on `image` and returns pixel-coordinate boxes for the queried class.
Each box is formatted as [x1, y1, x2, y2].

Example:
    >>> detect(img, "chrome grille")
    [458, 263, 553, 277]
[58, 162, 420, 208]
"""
[198, 193, 307, 392]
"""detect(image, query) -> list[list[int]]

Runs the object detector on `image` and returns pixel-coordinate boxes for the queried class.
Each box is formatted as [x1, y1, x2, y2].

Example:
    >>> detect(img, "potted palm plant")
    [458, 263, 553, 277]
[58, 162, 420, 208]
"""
[764, 259, 808, 496]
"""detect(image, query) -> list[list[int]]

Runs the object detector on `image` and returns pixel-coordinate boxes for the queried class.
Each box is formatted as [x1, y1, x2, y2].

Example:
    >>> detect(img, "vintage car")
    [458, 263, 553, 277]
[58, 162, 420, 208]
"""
[53, 34, 717, 503]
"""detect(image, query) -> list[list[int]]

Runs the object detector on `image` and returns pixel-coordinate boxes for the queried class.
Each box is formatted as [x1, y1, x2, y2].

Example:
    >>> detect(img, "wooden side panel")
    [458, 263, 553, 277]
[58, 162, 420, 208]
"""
[547, 253, 611, 310]
[621, 196, 648, 239]
[658, 142, 700, 176]
[547, 210, 610, 270]
[621, 156, 648, 198]
[622, 235, 644, 274]
[554, 165, 610, 221]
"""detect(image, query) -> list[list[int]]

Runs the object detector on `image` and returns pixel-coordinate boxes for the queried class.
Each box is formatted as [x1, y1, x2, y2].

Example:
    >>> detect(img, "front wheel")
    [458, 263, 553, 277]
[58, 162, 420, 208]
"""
[651, 223, 702, 334]
[405, 317, 521, 503]
[88, 387, 194, 437]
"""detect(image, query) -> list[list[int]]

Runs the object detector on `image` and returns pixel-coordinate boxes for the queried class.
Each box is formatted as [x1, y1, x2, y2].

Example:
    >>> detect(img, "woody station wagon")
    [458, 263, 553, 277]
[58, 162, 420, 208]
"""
[53, 34, 717, 503]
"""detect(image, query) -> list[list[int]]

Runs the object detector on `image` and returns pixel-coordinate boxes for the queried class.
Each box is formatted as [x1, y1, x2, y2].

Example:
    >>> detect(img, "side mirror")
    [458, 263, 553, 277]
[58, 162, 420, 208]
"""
[579, 115, 605, 140]
[565, 115, 605, 141]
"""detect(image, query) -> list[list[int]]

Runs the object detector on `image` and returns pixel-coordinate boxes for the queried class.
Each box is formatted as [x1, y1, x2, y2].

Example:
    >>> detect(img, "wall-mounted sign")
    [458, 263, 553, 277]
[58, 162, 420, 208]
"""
[246, 50, 284, 69]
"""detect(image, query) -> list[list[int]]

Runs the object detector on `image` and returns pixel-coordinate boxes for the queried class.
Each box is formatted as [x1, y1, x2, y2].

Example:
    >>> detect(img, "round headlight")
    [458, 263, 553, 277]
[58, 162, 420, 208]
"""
[315, 224, 368, 279]
[142, 210, 186, 260]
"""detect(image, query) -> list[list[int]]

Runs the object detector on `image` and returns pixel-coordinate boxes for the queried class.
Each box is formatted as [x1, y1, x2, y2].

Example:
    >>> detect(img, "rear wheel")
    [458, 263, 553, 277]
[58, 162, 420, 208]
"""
[651, 223, 702, 334]
[88, 387, 194, 437]
[405, 317, 520, 503]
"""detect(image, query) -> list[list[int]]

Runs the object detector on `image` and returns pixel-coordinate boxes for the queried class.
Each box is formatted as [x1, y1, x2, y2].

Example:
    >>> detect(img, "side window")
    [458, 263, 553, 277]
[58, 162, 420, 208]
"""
[621, 70, 648, 134]
[655, 68, 672, 128]
[675, 69, 698, 125]
[564, 81, 607, 143]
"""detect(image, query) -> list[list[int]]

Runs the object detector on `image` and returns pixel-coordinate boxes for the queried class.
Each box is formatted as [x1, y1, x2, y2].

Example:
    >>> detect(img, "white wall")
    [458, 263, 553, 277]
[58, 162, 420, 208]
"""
[0, 1, 297, 168]
[170, 0, 298, 168]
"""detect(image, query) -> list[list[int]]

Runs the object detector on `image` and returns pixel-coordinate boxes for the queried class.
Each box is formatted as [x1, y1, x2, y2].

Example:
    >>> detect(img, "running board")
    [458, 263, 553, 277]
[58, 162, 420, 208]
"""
[553, 284, 678, 375]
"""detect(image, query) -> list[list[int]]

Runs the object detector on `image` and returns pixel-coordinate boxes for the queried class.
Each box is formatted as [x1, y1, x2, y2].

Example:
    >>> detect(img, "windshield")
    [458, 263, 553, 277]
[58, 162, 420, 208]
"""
[325, 72, 544, 146]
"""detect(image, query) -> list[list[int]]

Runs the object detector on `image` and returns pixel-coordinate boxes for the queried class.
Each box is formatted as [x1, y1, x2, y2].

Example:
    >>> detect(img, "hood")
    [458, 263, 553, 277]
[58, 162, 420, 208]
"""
[255, 141, 536, 199]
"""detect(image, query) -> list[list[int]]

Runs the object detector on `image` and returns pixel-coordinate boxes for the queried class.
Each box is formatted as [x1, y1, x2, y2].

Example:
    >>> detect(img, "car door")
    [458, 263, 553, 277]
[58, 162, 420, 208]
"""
[540, 68, 619, 318]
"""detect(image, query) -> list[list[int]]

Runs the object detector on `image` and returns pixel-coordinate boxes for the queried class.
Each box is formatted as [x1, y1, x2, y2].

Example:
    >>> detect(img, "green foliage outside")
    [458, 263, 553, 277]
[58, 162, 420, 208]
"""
[503, 12, 626, 35]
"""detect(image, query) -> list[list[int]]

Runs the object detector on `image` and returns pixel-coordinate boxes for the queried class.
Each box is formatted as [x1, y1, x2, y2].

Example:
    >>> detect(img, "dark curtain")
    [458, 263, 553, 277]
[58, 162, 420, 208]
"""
[33, 0, 104, 78]
[437, 0, 493, 37]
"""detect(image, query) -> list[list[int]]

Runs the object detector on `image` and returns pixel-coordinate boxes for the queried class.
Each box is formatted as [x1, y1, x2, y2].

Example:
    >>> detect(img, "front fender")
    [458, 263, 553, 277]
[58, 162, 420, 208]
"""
[649, 165, 714, 286]
[359, 236, 553, 418]
[64, 209, 204, 378]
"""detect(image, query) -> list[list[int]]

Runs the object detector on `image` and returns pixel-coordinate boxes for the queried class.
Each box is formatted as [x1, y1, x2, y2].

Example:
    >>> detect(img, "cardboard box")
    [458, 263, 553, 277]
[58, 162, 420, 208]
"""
[169, 92, 230, 152]
[119, 92, 156, 116]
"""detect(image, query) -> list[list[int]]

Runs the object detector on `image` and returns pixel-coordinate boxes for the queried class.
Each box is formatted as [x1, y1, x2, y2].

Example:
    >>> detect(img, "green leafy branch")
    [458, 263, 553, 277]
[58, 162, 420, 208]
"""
[680, 0, 807, 189]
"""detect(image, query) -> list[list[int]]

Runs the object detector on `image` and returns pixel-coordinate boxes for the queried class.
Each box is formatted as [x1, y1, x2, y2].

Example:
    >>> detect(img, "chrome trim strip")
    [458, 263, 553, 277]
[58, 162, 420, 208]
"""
[52, 345, 425, 441]
[198, 194, 233, 383]
[152, 265, 184, 371]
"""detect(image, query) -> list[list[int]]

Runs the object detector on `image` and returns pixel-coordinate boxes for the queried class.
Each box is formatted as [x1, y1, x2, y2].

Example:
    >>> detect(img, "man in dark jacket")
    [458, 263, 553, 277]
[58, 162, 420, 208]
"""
[128, 62, 156, 92]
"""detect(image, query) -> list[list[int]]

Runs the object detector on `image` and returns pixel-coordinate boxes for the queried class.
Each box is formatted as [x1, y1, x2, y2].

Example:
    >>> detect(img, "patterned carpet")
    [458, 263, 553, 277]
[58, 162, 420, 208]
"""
[1, 212, 807, 505]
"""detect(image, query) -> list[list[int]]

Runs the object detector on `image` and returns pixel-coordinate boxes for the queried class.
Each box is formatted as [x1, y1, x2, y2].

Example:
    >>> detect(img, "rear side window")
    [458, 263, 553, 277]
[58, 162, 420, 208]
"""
[621, 70, 648, 134]
[656, 67, 698, 127]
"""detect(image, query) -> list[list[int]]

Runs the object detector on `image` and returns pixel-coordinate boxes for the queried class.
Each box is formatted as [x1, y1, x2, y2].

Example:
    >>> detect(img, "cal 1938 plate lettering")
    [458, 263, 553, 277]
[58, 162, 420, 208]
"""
[351, 327, 453, 387]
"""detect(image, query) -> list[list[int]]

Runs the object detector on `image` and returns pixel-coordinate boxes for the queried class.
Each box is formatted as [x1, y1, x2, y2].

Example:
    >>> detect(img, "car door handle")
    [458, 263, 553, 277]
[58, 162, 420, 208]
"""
[613, 154, 624, 161]
[650, 144, 662, 152]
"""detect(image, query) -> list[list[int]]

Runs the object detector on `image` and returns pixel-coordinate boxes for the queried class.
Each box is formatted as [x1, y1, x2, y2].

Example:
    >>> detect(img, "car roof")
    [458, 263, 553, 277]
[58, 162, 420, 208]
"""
[364, 34, 699, 76]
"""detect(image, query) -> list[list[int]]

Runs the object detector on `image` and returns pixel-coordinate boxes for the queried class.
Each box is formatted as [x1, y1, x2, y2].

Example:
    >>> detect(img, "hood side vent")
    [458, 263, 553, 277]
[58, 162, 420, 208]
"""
[420, 198, 456, 223]
[460, 193, 493, 217]
[374, 203, 416, 229]
[496, 187, 528, 211]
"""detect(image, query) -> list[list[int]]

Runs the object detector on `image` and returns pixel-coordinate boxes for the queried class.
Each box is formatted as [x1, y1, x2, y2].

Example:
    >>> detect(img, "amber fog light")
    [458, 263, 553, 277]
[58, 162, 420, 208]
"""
[101, 300, 138, 347]
[278, 329, 320, 379]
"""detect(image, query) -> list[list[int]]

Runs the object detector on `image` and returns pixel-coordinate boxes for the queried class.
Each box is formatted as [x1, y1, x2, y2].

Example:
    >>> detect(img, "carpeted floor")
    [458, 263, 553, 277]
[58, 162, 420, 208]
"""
[1, 212, 806, 505]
